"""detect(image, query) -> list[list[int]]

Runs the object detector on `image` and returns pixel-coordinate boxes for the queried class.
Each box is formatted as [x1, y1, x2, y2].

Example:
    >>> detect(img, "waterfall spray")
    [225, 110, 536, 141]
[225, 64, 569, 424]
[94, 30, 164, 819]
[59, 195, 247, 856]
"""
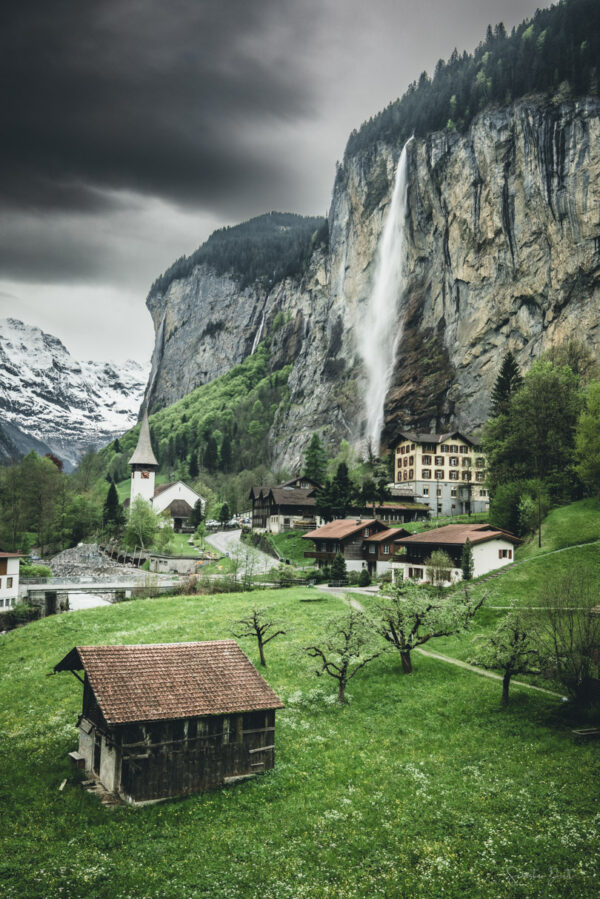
[251, 312, 266, 354]
[360, 137, 413, 456]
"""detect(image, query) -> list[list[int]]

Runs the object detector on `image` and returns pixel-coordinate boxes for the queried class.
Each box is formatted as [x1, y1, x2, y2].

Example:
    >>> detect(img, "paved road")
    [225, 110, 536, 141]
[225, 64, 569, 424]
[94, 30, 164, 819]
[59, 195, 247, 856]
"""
[206, 529, 277, 575]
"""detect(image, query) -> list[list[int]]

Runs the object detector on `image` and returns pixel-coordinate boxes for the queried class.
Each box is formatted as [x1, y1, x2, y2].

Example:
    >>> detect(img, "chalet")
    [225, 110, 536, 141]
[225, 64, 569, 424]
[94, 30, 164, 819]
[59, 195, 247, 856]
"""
[54, 641, 284, 805]
[249, 477, 321, 533]
[392, 430, 488, 516]
[392, 523, 522, 585]
[127, 412, 204, 532]
[0, 552, 20, 609]
[303, 519, 409, 575]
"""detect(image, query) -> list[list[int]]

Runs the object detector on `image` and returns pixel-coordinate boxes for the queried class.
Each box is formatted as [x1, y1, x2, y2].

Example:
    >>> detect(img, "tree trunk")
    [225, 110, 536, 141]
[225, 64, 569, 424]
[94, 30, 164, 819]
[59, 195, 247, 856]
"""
[258, 638, 266, 667]
[337, 679, 347, 703]
[502, 671, 511, 705]
[401, 651, 413, 674]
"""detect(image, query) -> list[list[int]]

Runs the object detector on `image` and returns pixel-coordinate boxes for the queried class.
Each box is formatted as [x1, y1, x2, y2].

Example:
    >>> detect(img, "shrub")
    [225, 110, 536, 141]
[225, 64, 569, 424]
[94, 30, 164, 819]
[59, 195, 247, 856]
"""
[358, 568, 371, 587]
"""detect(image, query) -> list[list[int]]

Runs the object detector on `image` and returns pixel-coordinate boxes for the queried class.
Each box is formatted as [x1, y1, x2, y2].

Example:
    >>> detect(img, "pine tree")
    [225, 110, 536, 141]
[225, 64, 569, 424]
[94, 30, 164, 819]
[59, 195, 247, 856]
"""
[491, 351, 523, 416]
[103, 482, 125, 535]
[461, 538, 474, 580]
[205, 436, 218, 471]
[113, 437, 121, 453]
[220, 435, 232, 472]
[188, 452, 199, 479]
[302, 433, 327, 484]
[330, 552, 348, 584]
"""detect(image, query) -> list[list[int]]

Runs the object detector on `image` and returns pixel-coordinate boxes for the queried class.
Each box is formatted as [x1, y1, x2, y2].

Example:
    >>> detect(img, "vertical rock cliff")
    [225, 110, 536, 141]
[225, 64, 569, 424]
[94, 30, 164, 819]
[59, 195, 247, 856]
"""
[143, 97, 600, 471]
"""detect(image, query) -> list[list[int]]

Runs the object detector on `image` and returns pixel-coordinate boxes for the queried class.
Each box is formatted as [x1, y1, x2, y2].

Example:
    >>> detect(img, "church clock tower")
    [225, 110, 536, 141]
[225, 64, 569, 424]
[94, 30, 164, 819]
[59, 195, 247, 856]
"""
[129, 410, 159, 506]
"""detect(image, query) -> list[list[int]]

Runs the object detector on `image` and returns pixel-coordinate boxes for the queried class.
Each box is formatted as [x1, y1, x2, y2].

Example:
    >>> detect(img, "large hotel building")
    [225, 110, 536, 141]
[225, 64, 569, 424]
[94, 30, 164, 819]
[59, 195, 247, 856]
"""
[393, 431, 489, 516]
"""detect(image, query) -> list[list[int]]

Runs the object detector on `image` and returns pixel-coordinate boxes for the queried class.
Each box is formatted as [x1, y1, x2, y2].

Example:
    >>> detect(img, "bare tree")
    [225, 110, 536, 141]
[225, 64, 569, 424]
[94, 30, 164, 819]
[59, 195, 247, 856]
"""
[470, 613, 540, 705]
[537, 571, 600, 704]
[374, 582, 485, 673]
[304, 610, 383, 703]
[231, 608, 285, 666]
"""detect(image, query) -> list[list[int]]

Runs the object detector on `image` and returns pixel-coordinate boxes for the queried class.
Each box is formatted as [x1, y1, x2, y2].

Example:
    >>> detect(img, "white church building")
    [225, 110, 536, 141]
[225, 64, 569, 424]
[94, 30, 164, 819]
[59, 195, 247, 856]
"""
[128, 412, 204, 532]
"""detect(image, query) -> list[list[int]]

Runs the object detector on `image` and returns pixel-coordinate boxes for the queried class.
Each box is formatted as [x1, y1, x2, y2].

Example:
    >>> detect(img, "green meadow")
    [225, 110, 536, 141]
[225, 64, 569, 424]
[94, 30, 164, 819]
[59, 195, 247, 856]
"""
[1, 552, 599, 897]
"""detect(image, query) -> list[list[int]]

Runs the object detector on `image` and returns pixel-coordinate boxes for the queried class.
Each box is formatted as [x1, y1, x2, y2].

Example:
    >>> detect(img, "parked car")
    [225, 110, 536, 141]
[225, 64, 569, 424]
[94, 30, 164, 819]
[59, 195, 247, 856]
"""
[205, 519, 220, 528]
[227, 518, 240, 528]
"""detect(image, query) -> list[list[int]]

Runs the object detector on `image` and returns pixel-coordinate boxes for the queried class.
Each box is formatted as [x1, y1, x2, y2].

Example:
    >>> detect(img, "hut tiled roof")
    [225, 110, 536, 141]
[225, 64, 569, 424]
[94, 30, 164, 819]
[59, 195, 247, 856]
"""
[0, 551, 21, 557]
[303, 519, 381, 540]
[54, 641, 284, 725]
[268, 487, 316, 506]
[128, 411, 159, 467]
[394, 524, 521, 547]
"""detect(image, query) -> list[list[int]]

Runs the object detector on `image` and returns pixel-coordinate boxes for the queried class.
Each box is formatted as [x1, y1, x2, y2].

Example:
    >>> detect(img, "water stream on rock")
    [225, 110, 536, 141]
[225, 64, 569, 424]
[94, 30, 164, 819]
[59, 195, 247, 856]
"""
[361, 137, 412, 455]
[251, 312, 266, 354]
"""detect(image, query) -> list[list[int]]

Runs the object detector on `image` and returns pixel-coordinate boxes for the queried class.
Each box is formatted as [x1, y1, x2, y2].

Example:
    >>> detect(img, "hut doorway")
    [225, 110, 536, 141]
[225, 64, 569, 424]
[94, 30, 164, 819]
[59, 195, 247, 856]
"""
[93, 731, 101, 775]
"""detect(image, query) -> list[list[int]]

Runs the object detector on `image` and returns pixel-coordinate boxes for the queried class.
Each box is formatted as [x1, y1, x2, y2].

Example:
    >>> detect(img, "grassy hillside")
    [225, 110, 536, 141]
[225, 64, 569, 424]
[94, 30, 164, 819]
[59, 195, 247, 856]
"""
[518, 498, 600, 560]
[1, 583, 598, 897]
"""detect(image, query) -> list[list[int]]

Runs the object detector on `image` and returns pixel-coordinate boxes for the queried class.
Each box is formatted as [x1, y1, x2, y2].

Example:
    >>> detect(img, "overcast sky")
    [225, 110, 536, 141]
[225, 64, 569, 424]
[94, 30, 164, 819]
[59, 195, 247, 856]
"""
[1, 0, 548, 365]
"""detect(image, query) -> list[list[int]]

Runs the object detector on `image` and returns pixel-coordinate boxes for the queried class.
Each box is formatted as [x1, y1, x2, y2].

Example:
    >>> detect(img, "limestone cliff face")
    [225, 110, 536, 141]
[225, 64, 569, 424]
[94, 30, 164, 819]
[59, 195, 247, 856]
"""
[144, 96, 600, 471]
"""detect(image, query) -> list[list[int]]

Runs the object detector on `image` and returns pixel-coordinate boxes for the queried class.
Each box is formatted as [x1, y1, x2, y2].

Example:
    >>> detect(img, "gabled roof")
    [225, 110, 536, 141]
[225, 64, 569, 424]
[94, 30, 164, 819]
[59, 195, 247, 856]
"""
[54, 641, 284, 725]
[393, 430, 481, 449]
[303, 518, 384, 541]
[0, 552, 21, 557]
[165, 499, 194, 517]
[364, 528, 410, 543]
[128, 410, 159, 467]
[268, 487, 316, 507]
[279, 477, 321, 489]
[394, 524, 521, 547]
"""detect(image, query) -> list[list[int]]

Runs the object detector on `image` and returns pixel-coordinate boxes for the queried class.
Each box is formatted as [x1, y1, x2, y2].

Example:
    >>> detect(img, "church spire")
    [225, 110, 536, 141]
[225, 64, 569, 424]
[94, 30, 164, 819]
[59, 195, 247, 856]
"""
[129, 410, 158, 468]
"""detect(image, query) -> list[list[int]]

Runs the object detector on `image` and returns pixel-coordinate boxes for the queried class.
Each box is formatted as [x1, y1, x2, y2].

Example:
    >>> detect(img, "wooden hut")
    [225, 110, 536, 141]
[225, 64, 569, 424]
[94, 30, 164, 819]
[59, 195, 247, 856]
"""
[54, 641, 284, 804]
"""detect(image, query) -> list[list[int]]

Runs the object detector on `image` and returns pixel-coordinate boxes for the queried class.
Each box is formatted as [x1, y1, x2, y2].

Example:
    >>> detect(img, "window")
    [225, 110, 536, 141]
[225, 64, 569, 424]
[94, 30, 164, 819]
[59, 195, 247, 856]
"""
[451, 444, 458, 453]
[460, 445, 468, 454]
[450, 488, 457, 497]
[6, 577, 12, 588]
[364, 528, 370, 537]
[435, 456, 444, 465]
[476, 472, 485, 482]
[383, 545, 390, 555]
[408, 469, 414, 479]
[435, 470, 444, 479]
[422, 455, 431, 465]
[479, 489, 488, 497]
[421, 469, 431, 479]
[409, 455, 414, 464]
[449, 457, 458, 466]
[441, 445, 449, 453]
[476, 457, 485, 468]
[462, 472, 472, 481]
[451, 503, 456, 509]
[408, 567, 423, 579]
[0, 578, 2, 589]
[436, 488, 442, 497]
[449, 471, 458, 481]
[423, 487, 429, 496]
[498, 549, 512, 559]
[403, 472, 408, 481]
[410, 443, 415, 450]
[462, 457, 471, 468]
[369, 544, 375, 554]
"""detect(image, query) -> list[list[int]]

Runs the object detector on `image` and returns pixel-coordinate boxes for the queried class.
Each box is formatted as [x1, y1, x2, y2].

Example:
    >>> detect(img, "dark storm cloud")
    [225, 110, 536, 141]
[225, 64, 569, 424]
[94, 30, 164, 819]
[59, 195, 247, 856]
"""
[0, 0, 319, 214]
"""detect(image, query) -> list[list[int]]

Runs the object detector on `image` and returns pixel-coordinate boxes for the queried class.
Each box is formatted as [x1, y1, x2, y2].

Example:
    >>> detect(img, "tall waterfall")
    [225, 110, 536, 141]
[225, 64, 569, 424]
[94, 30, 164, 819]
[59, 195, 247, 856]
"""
[360, 138, 412, 456]
[251, 312, 266, 354]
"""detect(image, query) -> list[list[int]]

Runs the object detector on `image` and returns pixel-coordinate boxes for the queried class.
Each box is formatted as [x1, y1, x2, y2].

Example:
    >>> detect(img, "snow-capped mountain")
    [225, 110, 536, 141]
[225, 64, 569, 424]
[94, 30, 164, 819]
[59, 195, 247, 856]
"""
[0, 318, 148, 470]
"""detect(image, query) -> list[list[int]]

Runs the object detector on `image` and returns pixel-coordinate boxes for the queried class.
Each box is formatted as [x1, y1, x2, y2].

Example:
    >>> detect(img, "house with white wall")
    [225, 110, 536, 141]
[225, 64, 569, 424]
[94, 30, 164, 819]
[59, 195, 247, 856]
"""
[391, 524, 521, 585]
[0, 552, 21, 609]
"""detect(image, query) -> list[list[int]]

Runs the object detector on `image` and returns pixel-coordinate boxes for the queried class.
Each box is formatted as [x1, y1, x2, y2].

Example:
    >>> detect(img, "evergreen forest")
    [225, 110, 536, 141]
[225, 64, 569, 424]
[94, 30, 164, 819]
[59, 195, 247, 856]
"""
[344, 0, 600, 160]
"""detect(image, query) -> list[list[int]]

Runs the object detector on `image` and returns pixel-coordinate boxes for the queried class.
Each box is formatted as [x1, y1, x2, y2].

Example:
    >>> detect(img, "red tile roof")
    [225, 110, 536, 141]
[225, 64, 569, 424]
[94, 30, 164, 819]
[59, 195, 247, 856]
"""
[303, 519, 382, 540]
[54, 641, 284, 725]
[364, 528, 409, 543]
[394, 523, 521, 547]
[0, 552, 22, 557]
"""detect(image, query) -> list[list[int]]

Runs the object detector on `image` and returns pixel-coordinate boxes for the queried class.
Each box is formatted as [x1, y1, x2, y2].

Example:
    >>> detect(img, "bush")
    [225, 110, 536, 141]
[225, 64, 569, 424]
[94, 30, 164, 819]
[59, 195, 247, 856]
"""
[19, 563, 52, 579]
[358, 568, 371, 587]
[0, 603, 42, 631]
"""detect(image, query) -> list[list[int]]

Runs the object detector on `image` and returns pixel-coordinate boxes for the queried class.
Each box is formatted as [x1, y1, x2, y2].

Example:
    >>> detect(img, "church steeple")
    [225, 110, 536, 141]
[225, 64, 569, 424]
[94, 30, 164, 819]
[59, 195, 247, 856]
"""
[129, 410, 158, 467]
[129, 410, 158, 506]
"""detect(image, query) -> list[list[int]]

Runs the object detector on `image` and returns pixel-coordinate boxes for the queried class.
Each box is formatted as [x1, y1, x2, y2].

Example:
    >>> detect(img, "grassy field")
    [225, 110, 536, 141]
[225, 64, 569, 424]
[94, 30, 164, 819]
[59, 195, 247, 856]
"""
[1, 580, 599, 898]
[518, 498, 600, 560]
[268, 529, 311, 566]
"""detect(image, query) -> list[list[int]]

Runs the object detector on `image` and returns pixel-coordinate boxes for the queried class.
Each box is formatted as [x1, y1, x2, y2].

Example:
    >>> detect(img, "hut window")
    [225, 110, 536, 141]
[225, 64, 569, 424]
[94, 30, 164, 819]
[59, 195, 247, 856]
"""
[172, 720, 185, 741]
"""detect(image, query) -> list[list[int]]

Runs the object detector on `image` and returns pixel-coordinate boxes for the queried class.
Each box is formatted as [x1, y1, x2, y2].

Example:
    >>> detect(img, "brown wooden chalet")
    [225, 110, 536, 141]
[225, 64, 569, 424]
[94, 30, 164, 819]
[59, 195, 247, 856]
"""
[303, 518, 409, 575]
[54, 641, 284, 805]
[249, 476, 320, 533]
